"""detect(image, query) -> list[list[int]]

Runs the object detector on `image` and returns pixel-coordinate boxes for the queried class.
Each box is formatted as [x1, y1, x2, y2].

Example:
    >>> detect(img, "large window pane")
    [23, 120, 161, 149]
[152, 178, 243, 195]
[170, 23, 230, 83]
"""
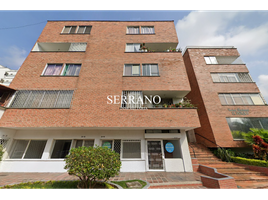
[51, 140, 72, 158]
[151, 65, 159, 76]
[163, 140, 181, 158]
[24, 140, 46, 159]
[124, 65, 132, 76]
[218, 94, 227, 105]
[43, 64, 63, 76]
[132, 65, 140, 76]
[141, 26, 154, 34]
[127, 26, 139, 34]
[232, 94, 244, 105]
[63, 64, 81, 76]
[225, 94, 234, 105]
[10, 140, 29, 159]
[251, 94, 264, 105]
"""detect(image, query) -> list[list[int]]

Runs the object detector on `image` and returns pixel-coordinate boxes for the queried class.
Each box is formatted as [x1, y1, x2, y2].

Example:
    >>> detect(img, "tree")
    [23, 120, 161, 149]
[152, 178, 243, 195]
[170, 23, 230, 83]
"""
[64, 145, 121, 188]
[243, 128, 268, 160]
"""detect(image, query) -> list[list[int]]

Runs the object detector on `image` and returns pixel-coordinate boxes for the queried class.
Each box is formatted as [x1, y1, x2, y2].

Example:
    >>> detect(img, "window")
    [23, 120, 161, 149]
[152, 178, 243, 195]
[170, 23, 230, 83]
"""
[126, 26, 154, 34]
[51, 140, 72, 159]
[126, 26, 139, 34]
[227, 118, 268, 140]
[77, 26, 92, 34]
[142, 64, 159, 76]
[124, 64, 140, 76]
[62, 26, 91, 34]
[43, 64, 63, 76]
[211, 73, 253, 83]
[218, 94, 265, 105]
[122, 140, 141, 159]
[10, 90, 74, 108]
[10, 140, 47, 159]
[163, 140, 182, 159]
[141, 26, 155, 34]
[75, 140, 94, 148]
[43, 64, 81, 76]
[121, 91, 143, 109]
[62, 64, 81, 76]
[62, 26, 77, 34]
[101, 140, 121, 155]
[204, 56, 218, 64]
[125, 43, 141, 52]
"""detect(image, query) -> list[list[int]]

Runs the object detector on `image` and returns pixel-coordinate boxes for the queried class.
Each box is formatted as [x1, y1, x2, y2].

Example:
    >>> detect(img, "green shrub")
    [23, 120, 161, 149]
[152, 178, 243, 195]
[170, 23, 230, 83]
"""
[0, 145, 3, 161]
[231, 156, 268, 168]
[213, 147, 232, 162]
[64, 145, 121, 188]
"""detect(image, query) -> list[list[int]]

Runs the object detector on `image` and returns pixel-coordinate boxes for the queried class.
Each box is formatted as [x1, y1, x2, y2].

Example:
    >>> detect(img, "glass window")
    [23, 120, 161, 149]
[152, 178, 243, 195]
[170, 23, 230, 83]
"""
[10, 140, 46, 159]
[227, 118, 268, 140]
[122, 140, 141, 158]
[232, 94, 244, 105]
[125, 43, 141, 52]
[62, 64, 81, 76]
[204, 56, 218, 64]
[75, 140, 94, 148]
[141, 26, 155, 34]
[251, 94, 264, 105]
[51, 140, 72, 158]
[163, 140, 181, 158]
[77, 26, 91, 34]
[218, 94, 227, 105]
[62, 26, 77, 34]
[43, 64, 63, 76]
[142, 64, 159, 76]
[10, 90, 74, 108]
[124, 64, 140, 76]
[24, 140, 47, 159]
[127, 26, 139, 34]
[102, 140, 113, 149]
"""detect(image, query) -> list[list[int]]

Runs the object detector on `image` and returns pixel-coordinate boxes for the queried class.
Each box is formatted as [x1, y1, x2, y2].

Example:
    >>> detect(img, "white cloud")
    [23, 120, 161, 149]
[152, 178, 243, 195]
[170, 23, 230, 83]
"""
[0, 46, 27, 69]
[258, 75, 268, 102]
[176, 11, 268, 56]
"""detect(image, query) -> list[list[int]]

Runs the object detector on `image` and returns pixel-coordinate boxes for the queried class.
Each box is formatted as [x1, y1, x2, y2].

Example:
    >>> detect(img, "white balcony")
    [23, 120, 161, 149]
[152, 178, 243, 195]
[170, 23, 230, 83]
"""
[32, 43, 87, 52]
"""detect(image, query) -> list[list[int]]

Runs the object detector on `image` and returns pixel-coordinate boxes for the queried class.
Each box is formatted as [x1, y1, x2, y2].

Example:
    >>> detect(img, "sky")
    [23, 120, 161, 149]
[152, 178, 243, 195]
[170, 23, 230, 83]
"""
[0, 9, 268, 101]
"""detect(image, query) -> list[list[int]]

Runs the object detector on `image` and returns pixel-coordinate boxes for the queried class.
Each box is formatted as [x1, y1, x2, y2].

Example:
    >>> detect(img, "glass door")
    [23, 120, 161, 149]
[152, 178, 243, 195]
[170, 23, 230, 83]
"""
[147, 141, 164, 170]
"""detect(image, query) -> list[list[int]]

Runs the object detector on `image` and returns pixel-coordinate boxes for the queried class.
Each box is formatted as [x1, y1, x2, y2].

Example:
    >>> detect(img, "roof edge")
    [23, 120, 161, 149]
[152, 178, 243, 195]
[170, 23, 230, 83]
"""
[47, 20, 174, 22]
[182, 46, 236, 55]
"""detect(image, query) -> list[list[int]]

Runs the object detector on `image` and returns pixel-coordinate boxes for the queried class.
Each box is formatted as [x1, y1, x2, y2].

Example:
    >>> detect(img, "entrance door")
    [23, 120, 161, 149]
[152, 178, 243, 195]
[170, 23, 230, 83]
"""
[147, 141, 164, 170]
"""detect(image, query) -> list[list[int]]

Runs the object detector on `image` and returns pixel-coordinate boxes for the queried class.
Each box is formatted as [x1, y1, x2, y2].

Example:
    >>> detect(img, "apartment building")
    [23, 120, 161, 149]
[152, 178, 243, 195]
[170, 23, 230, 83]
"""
[183, 47, 268, 148]
[0, 21, 200, 173]
[0, 65, 17, 86]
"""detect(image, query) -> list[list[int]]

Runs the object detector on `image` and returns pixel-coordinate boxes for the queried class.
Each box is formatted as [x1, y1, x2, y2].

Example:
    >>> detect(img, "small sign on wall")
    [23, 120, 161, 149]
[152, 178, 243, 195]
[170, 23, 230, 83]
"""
[165, 142, 174, 153]
[228, 108, 249, 115]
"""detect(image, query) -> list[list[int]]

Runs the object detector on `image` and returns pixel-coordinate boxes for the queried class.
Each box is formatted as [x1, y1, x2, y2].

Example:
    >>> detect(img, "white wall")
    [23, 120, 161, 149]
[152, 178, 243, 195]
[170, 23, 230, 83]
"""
[0, 128, 193, 173]
[0, 129, 147, 172]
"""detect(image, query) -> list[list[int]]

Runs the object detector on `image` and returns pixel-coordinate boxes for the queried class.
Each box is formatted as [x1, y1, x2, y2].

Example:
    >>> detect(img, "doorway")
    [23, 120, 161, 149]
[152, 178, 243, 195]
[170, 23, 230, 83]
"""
[147, 141, 164, 170]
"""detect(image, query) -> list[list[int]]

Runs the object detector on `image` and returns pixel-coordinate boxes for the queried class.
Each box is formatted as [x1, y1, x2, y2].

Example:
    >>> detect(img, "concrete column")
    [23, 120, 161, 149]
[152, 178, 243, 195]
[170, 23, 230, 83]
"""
[41, 138, 54, 159]
[180, 131, 193, 172]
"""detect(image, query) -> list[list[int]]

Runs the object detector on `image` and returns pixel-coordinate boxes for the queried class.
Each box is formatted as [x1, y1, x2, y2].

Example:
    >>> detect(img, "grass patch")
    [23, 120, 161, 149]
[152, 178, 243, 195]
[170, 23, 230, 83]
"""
[1, 180, 116, 189]
[111, 179, 147, 189]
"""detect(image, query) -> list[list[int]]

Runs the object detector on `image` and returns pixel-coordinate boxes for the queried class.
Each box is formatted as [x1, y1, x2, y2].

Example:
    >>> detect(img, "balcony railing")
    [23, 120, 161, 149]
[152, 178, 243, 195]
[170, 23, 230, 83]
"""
[125, 43, 181, 53]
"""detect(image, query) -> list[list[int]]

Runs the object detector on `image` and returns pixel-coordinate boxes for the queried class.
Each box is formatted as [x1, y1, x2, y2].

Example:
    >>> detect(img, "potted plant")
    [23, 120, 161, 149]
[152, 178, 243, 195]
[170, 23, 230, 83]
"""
[163, 104, 168, 108]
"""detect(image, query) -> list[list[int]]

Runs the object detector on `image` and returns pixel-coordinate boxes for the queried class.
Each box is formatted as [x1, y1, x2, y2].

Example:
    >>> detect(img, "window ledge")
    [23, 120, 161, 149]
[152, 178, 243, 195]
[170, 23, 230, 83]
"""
[60, 33, 91, 35]
[126, 33, 155, 35]
[6, 107, 71, 109]
[121, 158, 144, 161]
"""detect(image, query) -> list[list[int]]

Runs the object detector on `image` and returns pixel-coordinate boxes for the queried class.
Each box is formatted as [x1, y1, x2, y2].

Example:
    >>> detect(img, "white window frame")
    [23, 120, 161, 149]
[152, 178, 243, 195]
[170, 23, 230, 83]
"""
[142, 64, 159, 76]
[77, 26, 92, 34]
[50, 139, 73, 159]
[126, 26, 140, 34]
[9, 139, 47, 159]
[123, 64, 140, 76]
[62, 26, 77, 34]
[125, 43, 141, 52]
[140, 26, 155, 34]
[219, 93, 264, 105]
[73, 139, 95, 148]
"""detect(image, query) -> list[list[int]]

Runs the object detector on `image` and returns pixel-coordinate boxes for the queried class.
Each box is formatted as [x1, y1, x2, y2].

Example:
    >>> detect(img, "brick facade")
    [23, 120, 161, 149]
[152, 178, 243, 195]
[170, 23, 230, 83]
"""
[183, 47, 268, 148]
[0, 21, 200, 129]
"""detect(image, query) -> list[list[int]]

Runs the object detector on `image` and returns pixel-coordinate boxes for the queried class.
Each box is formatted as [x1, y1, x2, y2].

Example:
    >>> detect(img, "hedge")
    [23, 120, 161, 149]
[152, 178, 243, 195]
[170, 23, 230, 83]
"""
[231, 156, 268, 168]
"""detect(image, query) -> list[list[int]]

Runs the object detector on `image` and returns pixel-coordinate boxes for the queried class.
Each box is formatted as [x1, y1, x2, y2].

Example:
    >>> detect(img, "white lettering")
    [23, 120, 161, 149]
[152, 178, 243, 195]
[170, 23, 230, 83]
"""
[107, 95, 113, 104]
[153, 95, 161, 104]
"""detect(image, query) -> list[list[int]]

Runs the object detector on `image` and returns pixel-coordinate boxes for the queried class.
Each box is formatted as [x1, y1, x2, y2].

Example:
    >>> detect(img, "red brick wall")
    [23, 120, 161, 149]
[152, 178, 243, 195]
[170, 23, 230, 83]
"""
[183, 48, 268, 148]
[0, 21, 200, 129]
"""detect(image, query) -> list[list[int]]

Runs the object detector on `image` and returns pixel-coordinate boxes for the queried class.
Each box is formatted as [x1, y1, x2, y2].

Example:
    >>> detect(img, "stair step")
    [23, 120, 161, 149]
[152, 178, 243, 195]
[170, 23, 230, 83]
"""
[236, 180, 268, 189]
[218, 169, 265, 175]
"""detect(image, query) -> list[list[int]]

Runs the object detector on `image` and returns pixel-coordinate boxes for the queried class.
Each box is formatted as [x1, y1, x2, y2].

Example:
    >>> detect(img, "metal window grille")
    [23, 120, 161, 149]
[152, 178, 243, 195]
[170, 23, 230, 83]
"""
[237, 73, 253, 82]
[10, 90, 74, 108]
[121, 91, 143, 109]
[68, 43, 87, 51]
[113, 140, 121, 155]
[122, 140, 141, 159]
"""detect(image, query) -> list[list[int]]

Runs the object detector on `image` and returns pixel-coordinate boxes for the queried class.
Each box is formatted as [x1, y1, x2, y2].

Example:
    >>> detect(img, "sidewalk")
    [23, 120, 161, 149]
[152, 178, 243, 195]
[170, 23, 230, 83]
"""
[0, 172, 206, 189]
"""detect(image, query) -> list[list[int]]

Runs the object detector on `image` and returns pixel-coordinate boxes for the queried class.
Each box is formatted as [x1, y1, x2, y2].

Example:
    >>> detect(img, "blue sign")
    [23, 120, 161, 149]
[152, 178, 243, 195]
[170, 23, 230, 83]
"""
[165, 142, 174, 153]
[102, 142, 112, 149]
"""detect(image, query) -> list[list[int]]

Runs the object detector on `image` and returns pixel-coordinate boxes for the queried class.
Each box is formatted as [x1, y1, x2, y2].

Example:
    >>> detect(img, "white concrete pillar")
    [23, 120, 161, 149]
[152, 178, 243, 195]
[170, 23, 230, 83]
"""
[180, 131, 193, 172]
[41, 138, 54, 159]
